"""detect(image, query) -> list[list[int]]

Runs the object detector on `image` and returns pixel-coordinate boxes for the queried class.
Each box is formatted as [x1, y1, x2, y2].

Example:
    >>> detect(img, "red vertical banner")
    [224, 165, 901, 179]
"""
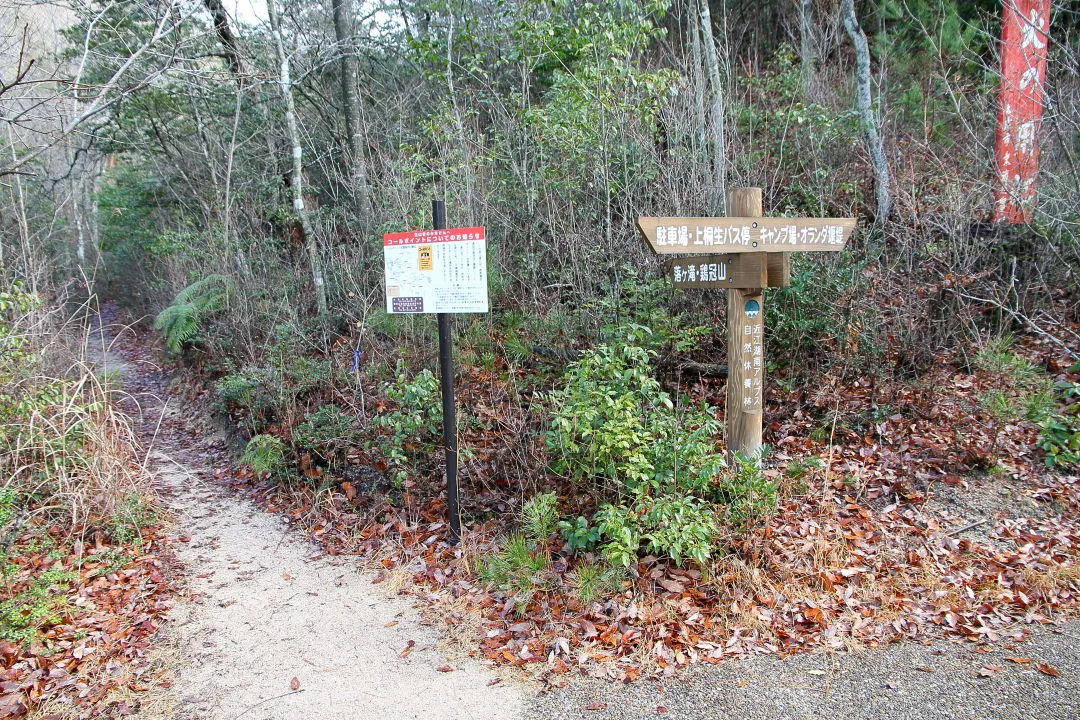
[994, 0, 1051, 224]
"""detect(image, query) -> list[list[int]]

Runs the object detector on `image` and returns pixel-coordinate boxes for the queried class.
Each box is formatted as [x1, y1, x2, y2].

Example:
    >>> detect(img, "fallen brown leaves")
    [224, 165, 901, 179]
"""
[0, 526, 175, 719]
[1035, 663, 1060, 677]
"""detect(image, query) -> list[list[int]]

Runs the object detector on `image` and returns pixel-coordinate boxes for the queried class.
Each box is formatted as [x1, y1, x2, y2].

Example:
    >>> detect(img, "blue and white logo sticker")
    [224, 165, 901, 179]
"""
[744, 299, 760, 319]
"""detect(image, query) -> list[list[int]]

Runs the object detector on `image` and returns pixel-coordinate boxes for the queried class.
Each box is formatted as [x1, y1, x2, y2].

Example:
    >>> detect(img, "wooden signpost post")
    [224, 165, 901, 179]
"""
[638, 188, 855, 461]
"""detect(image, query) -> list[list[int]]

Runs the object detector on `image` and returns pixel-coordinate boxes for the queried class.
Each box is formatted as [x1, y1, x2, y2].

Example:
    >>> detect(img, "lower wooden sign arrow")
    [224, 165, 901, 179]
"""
[667, 253, 791, 289]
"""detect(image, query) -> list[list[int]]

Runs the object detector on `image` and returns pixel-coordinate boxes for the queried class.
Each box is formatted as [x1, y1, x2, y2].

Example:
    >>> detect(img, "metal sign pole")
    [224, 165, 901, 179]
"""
[432, 199, 460, 545]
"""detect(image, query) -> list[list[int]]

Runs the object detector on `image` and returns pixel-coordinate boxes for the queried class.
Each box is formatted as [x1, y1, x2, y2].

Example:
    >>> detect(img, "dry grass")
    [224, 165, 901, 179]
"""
[1023, 562, 1080, 592]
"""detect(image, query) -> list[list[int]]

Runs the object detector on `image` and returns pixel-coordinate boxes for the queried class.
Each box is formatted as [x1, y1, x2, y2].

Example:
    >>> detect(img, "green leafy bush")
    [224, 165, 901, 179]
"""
[1038, 380, 1080, 467]
[294, 405, 358, 461]
[0, 560, 77, 647]
[215, 350, 336, 435]
[558, 516, 601, 553]
[153, 274, 232, 353]
[765, 254, 877, 372]
[596, 494, 716, 567]
[241, 434, 287, 476]
[721, 451, 778, 524]
[546, 338, 736, 566]
[547, 340, 727, 498]
[372, 362, 442, 485]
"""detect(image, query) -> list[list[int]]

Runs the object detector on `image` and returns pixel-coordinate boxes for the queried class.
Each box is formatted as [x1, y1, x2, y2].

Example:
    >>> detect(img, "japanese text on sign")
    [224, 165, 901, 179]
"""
[653, 222, 846, 249]
[638, 217, 855, 255]
[672, 259, 727, 284]
[738, 299, 764, 412]
[994, 0, 1050, 223]
[383, 226, 488, 314]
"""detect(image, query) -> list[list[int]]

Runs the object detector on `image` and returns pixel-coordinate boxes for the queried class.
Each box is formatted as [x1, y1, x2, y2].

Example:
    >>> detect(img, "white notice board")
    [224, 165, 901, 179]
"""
[382, 226, 488, 314]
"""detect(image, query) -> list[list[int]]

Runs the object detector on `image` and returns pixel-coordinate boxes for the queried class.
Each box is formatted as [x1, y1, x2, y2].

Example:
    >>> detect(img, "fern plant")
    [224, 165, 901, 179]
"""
[240, 434, 287, 476]
[153, 275, 232, 353]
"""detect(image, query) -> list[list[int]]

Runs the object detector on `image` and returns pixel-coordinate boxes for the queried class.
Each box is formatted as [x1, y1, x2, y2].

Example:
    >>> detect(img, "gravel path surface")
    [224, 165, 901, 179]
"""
[105, 336, 523, 720]
[527, 624, 1079, 720]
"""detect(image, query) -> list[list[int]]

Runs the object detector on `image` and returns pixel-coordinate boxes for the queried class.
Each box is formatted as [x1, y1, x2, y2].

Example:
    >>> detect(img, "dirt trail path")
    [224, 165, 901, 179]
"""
[153, 447, 522, 720]
[99, 323, 523, 720]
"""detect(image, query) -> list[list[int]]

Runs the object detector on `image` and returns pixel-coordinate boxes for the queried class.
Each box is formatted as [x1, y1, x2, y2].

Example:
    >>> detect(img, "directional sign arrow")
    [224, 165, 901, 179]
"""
[667, 254, 770, 289]
[637, 216, 856, 255]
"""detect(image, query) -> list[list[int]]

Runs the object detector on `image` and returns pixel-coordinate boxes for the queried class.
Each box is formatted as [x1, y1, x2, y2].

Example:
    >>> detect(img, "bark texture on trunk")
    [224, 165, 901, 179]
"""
[841, 0, 892, 220]
[203, 0, 245, 82]
[698, 0, 727, 216]
[332, 0, 369, 216]
[267, 0, 328, 314]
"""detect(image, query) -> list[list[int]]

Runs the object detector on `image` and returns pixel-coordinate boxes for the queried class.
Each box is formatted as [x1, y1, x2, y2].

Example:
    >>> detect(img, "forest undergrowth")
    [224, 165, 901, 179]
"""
[162, 262, 1080, 686]
[0, 294, 174, 718]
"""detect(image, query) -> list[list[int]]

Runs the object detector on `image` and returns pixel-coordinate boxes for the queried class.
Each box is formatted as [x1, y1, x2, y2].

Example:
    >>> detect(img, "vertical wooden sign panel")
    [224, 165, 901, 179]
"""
[994, 0, 1050, 224]
[728, 288, 765, 442]
[726, 189, 764, 462]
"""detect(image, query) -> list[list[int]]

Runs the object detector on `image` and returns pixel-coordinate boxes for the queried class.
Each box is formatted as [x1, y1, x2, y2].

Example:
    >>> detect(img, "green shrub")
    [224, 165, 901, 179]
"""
[0, 486, 17, 532]
[974, 337, 1038, 381]
[241, 434, 287, 476]
[596, 493, 716, 567]
[153, 274, 232, 353]
[372, 361, 442, 485]
[106, 491, 157, 545]
[581, 267, 712, 353]
[570, 559, 624, 604]
[1038, 380, 1080, 467]
[720, 451, 778, 524]
[0, 563, 77, 646]
[215, 366, 283, 432]
[766, 253, 877, 372]
[545, 338, 734, 566]
[973, 337, 1055, 425]
[294, 405, 358, 461]
[547, 340, 725, 498]
[478, 533, 550, 603]
[479, 492, 566, 604]
[558, 515, 601, 553]
[521, 492, 559, 541]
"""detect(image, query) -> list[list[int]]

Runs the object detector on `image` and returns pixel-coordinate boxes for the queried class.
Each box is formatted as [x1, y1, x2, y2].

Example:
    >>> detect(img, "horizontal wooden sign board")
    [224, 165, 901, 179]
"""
[667, 253, 795, 289]
[638, 217, 856, 255]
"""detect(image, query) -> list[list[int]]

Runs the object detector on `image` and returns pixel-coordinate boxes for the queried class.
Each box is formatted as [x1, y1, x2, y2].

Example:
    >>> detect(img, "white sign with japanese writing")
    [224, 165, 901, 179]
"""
[637, 216, 856, 254]
[383, 226, 488, 314]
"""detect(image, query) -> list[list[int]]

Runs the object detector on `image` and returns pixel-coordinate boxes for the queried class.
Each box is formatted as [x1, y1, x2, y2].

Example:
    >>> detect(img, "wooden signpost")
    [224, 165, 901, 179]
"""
[638, 188, 854, 461]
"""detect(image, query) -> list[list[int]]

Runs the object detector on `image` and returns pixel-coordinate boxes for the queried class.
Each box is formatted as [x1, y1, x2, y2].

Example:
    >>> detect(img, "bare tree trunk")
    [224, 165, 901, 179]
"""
[690, 16, 707, 186]
[841, 0, 892, 220]
[223, 85, 252, 280]
[202, 0, 245, 81]
[4, 123, 29, 281]
[332, 0, 369, 217]
[798, 0, 815, 97]
[699, 0, 727, 216]
[267, 0, 328, 315]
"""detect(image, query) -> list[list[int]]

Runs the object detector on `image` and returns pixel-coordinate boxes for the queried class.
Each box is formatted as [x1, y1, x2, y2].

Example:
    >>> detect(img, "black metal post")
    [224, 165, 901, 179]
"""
[433, 199, 460, 545]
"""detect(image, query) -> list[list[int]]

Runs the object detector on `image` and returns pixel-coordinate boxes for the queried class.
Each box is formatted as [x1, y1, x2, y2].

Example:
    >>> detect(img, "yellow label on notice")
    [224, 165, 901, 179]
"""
[418, 245, 433, 271]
